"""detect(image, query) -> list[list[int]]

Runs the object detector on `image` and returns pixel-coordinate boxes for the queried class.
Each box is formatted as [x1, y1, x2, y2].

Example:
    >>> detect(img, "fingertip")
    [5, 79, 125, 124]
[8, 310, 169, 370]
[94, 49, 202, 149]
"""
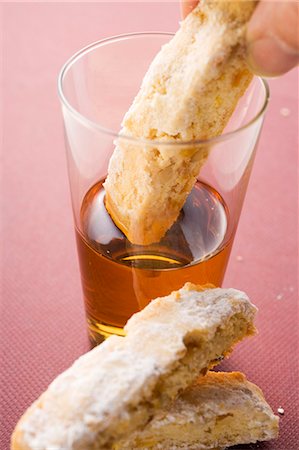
[181, 0, 198, 19]
[246, 0, 299, 76]
[246, 37, 299, 77]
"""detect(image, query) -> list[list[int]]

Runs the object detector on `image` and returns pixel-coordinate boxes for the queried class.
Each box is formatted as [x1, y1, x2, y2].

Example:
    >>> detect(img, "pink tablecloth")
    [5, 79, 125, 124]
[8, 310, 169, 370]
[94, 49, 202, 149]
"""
[1, 3, 298, 449]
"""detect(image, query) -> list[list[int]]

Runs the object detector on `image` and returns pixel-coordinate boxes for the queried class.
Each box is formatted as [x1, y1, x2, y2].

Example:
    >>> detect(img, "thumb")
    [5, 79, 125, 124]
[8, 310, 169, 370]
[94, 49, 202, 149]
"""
[246, 0, 299, 76]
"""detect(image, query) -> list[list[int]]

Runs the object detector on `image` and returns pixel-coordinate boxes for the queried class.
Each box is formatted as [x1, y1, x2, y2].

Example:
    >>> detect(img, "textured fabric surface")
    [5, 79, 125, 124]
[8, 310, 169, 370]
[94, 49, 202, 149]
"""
[1, 3, 298, 450]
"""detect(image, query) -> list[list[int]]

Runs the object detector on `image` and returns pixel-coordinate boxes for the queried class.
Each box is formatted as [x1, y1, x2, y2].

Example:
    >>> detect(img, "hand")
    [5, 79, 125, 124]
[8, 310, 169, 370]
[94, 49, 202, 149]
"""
[247, 0, 299, 76]
[181, 0, 299, 77]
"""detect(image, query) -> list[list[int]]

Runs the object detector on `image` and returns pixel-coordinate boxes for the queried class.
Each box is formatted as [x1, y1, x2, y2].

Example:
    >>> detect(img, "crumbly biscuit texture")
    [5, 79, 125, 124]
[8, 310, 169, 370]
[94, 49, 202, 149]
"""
[104, 0, 256, 244]
[11, 284, 256, 450]
[116, 371, 279, 449]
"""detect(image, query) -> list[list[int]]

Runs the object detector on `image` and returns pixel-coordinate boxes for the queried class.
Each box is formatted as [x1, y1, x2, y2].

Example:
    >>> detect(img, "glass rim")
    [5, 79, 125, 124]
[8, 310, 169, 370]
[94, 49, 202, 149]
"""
[57, 31, 270, 147]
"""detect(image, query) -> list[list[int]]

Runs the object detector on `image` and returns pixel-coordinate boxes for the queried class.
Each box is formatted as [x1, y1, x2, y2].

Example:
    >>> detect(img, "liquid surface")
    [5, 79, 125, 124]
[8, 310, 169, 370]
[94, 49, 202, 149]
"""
[76, 180, 232, 345]
[81, 180, 228, 269]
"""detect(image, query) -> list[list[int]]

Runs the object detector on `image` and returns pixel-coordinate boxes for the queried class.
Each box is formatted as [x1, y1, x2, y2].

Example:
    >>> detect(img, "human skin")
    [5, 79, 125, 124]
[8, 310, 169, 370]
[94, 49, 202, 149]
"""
[181, 0, 299, 76]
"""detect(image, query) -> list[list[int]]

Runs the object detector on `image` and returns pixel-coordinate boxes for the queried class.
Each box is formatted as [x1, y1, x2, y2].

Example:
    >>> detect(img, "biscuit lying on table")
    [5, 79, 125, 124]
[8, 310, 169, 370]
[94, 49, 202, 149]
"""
[104, 0, 256, 245]
[11, 283, 256, 450]
[116, 371, 279, 449]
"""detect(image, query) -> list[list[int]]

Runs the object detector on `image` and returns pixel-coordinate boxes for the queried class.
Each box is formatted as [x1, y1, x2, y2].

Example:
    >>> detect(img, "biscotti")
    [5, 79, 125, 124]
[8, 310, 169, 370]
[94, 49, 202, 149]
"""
[116, 371, 279, 449]
[11, 283, 256, 450]
[104, 0, 256, 245]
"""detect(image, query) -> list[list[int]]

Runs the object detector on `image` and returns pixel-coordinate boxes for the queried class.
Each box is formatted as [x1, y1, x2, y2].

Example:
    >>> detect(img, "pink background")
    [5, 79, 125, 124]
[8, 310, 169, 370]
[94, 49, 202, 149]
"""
[1, 2, 298, 449]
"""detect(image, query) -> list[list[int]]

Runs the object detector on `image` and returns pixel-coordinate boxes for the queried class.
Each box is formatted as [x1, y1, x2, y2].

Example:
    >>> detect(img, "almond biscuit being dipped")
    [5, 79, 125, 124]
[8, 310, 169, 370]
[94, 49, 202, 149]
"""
[104, 0, 257, 245]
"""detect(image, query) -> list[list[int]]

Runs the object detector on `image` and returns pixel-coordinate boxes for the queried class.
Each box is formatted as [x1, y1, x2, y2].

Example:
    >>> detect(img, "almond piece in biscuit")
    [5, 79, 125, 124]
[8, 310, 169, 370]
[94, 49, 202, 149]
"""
[117, 371, 279, 449]
[104, 0, 256, 245]
[11, 283, 256, 450]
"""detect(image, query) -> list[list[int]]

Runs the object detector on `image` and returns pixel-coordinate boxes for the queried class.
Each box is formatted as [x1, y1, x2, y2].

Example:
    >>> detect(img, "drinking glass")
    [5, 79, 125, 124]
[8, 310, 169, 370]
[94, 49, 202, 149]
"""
[58, 33, 269, 345]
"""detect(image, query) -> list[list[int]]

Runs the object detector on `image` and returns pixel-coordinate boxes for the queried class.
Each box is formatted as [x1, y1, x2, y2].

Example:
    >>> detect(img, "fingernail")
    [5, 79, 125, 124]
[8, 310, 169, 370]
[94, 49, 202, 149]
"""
[247, 36, 299, 77]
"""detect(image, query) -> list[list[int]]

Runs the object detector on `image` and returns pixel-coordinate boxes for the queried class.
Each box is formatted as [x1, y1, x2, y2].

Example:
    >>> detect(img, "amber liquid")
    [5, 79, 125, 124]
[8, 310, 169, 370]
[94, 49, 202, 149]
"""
[76, 180, 232, 345]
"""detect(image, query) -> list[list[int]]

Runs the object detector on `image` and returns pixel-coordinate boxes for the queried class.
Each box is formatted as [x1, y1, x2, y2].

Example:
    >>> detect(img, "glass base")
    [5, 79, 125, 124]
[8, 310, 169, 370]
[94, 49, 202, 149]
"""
[87, 317, 126, 347]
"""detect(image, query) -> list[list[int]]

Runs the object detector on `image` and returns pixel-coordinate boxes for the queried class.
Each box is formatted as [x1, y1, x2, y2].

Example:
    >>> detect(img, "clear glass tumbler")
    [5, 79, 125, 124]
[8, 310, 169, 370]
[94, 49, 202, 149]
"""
[58, 33, 269, 345]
